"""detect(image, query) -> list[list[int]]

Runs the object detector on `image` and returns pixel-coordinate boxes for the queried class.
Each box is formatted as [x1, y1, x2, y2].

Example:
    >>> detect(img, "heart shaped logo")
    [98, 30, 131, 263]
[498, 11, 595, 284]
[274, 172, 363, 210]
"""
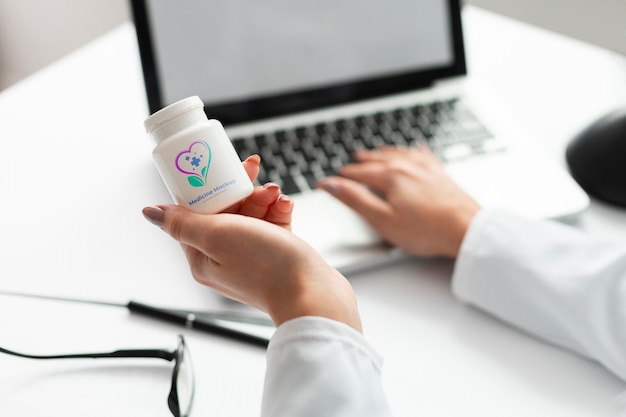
[175, 141, 212, 187]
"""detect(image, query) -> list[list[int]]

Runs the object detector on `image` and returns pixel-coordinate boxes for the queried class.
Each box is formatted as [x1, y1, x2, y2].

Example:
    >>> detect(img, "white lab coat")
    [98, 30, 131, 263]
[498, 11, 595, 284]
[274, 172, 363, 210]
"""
[261, 209, 626, 416]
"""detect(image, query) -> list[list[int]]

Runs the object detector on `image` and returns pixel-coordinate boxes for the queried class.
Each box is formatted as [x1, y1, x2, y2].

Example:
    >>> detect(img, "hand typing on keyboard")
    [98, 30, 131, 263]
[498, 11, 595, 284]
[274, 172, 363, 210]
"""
[317, 145, 481, 258]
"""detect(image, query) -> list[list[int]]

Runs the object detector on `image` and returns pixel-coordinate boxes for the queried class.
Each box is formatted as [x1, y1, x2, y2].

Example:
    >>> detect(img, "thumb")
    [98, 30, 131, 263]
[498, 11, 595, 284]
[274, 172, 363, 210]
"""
[242, 154, 261, 182]
[142, 205, 222, 254]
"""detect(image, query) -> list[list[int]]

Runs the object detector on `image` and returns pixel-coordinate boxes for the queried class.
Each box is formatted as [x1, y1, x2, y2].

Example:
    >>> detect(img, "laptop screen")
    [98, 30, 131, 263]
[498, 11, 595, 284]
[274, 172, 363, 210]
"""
[131, 0, 466, 124]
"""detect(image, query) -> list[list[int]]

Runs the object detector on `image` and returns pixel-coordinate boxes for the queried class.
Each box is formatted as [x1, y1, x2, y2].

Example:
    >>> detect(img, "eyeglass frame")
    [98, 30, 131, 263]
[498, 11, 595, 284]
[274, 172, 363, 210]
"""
[0, 334, 194, 417]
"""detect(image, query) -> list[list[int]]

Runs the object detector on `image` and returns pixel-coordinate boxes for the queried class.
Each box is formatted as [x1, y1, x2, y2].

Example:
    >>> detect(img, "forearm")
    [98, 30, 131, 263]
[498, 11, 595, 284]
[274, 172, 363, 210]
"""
[452, 210, 626, 382]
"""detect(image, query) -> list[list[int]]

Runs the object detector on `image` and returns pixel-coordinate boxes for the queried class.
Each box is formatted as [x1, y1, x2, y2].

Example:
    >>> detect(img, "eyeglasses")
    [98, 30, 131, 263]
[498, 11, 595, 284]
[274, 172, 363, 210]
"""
[0, 334, 194, 417]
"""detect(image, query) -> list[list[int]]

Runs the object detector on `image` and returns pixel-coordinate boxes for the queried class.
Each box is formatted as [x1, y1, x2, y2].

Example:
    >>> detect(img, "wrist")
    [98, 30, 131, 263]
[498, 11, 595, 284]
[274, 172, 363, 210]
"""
[267, 266, 363, 333]
[447, 204, 481, 257]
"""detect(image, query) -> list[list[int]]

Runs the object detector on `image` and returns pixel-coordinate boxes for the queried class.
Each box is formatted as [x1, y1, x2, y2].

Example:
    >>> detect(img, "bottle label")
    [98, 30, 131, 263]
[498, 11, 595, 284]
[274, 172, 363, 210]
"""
[175, 140, 212, 187]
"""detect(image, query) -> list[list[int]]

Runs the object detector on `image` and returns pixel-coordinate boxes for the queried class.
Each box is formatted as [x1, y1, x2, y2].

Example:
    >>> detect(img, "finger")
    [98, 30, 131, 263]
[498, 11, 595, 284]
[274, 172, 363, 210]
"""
[407, 145, 444, 168]
[237, 183, 282, 218]
[223, 155, 262, 213]
[242, 154, 261, 182]
[418, 145, 442, 163]
[317, 176, 392, 229]
[358, 145, 441, 170]
[353, 146, 410, 162]
[338, 161, 392, 190]
[264, 194, 294, 230]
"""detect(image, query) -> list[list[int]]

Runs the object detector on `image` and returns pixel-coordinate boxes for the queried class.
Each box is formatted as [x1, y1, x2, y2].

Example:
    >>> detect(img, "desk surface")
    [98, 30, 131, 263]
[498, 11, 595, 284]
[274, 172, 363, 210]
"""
[1, 6, 625, 416]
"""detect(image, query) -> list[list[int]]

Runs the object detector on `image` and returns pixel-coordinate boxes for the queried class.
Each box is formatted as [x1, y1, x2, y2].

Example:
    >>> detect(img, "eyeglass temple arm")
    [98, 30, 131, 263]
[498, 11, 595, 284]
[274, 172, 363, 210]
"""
[0, 346, 175, 361]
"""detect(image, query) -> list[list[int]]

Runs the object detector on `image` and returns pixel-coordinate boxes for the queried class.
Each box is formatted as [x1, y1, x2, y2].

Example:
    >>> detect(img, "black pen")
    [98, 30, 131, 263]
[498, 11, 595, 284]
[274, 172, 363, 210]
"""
[0, 291, 271, 348]
[127, 301, 269, 348]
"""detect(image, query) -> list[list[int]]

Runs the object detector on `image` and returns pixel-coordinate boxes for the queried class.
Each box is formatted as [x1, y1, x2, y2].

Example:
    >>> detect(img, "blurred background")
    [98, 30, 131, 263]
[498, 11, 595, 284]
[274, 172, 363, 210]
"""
[0, 0, 622, 91]
[0, 0, 129, 89]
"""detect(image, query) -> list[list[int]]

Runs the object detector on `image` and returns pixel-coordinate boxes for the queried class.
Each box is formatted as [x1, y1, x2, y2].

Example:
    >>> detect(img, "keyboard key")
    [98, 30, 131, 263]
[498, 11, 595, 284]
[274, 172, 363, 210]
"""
[279, 174, 300, 194]
[254, 134, 268, 148]
[301, 170, 318, 189]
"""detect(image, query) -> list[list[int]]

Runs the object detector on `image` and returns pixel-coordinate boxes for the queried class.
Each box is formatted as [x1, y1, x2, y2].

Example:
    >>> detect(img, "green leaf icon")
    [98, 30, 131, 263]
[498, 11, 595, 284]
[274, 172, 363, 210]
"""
[188, 176, 205, 187]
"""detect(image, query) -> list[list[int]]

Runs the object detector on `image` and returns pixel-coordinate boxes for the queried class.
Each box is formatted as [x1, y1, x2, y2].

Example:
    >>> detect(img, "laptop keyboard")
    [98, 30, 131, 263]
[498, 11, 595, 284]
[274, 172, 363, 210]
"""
[231, 98, 504, 194]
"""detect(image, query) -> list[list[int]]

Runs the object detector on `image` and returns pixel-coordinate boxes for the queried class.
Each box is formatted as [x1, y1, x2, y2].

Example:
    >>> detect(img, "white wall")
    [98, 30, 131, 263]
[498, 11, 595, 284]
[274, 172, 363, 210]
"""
[0, 0, 130, 90]
[465, 0, 626, 56]
[1, 0, 622, 91]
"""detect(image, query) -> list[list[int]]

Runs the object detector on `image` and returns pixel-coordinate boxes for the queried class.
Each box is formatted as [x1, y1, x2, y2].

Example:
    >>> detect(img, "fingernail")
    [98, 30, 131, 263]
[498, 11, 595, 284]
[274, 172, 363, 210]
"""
[317, 178, 340, 197]
[263, 182, 280, 190]
[246, 154, 261, 164]
[142, 206, 165, 227]
[278, 194, 291, 202]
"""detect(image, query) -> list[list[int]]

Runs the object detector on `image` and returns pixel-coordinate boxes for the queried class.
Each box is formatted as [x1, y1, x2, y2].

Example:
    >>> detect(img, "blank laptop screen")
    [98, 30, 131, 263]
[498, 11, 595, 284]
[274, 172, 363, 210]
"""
[134, 0, 464, 123]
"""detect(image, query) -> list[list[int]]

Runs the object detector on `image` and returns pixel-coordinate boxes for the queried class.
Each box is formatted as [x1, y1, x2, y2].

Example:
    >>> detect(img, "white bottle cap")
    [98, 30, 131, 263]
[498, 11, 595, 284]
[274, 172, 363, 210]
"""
[144, 96, 204, 134]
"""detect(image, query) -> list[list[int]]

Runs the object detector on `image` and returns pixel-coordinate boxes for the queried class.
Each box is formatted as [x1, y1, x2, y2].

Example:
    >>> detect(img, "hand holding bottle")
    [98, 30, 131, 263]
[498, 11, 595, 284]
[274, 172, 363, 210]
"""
[143, 155, 362, 332]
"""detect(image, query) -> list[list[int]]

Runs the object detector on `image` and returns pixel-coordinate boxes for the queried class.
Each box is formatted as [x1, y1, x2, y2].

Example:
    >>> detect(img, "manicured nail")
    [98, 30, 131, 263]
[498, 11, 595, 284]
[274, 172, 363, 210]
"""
[142, 206, 165, 227]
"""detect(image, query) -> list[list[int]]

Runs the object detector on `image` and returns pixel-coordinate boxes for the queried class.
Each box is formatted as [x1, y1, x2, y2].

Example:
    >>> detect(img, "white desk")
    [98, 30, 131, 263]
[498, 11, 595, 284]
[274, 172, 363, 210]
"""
[1, 6, 625, 416]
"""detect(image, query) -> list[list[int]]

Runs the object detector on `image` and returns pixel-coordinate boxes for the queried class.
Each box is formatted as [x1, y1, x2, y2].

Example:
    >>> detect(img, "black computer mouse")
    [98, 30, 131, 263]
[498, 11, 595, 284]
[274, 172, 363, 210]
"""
[565, 106, 626, 207]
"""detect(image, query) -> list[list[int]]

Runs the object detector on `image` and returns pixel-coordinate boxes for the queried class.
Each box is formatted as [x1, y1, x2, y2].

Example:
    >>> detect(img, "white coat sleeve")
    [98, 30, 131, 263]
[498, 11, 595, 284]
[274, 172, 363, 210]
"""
[261, 316, 393, 417]
[452, 209, 626, 382]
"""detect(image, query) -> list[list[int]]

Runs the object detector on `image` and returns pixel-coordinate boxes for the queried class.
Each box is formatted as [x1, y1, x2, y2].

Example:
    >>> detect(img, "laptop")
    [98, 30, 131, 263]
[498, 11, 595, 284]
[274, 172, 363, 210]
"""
[130, 0, 589, 274]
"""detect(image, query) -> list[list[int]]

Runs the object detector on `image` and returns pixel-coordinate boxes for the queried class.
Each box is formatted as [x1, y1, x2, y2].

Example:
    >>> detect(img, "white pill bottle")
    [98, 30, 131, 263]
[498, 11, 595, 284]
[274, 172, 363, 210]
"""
[144, 96, 253, 214]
